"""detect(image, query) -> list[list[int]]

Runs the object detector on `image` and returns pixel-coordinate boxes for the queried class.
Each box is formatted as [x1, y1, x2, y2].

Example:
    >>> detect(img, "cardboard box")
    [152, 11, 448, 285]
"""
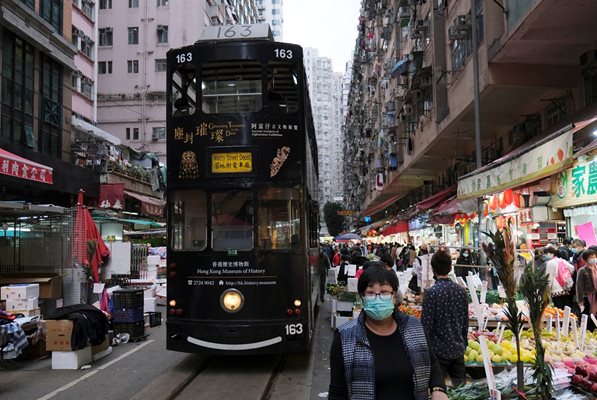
[51, 346, 92, 369]
[10, 307, 40, 317]
[92, 335, 110, 355]
[0, 273, 62, 298]
[46, 320, 74, 351]
[6, 297, 38, 311]
[1, 283, 39, 300]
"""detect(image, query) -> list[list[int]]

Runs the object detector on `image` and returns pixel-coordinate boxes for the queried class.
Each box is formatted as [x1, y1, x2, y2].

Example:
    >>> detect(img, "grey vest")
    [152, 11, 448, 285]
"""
[338, 311, 431, 400]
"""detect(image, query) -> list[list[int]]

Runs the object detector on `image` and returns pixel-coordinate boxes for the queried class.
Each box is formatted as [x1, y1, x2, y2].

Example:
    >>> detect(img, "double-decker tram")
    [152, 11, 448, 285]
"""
[165, 24, 320, 354]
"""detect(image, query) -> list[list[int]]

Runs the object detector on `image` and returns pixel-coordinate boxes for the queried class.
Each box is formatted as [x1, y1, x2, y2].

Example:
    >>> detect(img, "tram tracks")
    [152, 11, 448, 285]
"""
[167, 354, 289, 400]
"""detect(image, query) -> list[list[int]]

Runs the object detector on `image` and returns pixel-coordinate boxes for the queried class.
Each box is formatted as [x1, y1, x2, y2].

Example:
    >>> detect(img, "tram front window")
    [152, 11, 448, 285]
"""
[212, 190, 253, 251]
[257, 187, 300, 250]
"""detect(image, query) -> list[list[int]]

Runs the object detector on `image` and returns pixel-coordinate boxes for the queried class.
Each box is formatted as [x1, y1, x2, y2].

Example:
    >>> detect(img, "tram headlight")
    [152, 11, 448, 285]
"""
[169, 299, 177, 307]
[220, 289, 244, 313]
[293, 299, 302, 307]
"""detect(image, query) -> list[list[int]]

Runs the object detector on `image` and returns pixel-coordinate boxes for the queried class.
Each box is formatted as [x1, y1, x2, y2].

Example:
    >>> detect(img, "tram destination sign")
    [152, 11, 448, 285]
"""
[197, 24, 273, 42]
[211, 152, 253, 173]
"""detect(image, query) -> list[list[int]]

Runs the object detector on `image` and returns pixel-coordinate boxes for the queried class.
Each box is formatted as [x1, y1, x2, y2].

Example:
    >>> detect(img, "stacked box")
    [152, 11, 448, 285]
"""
[112, 288, 145, 339]
[1, 284, 40, 317]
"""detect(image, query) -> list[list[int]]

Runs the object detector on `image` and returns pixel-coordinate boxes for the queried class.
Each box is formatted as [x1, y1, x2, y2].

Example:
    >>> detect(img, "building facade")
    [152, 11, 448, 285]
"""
[96, 0, 259, 162]
[0, 0, 98, 205]
[345, 0, 597, 229]
[256, 0, 284, 41]
[304, 48, 344, 233]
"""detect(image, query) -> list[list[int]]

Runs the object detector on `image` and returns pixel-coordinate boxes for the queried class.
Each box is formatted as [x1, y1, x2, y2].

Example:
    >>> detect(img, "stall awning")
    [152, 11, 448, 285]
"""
[124, 191, 165, 218]
[390, 59, 409, 78]
[416, 185, 456, 212]
[72, 116, 121, 145]
[380, 221, 409, 235]
[0, 148, 53, 184]
[458, 118, 597, 200]
[361, 192, 404, 217]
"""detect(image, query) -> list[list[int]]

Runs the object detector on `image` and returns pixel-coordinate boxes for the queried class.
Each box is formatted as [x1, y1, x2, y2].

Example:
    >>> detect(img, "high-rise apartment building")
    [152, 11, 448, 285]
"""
[303, 48, 344, 231]
[256, 0, 283, 41]
[96, 0, 259, 162]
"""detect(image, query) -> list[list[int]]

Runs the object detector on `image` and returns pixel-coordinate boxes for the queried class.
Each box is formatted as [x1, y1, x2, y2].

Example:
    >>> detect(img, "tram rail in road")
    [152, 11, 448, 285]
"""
[131, 351, 313, 400]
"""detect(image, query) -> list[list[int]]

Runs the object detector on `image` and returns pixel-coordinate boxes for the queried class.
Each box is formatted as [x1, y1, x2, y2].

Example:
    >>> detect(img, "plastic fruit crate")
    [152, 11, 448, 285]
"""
[112, 289, 144, 308]
[113, 306, 144, 323]
[147, 311, 162, 327]
[113, 320, 145, 338]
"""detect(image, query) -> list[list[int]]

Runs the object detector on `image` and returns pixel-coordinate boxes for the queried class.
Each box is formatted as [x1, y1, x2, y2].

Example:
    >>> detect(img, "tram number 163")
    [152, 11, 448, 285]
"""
[285, 323, 303, 336]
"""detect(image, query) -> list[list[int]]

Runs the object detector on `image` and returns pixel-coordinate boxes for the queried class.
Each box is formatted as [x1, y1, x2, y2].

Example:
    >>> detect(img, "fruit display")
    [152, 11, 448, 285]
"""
[398, 304, 421, 319]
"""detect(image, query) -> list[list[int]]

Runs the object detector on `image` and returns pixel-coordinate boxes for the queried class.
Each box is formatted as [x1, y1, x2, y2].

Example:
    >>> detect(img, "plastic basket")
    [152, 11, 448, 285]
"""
[113, 320, 145, 338]
[113, 306, 144, 323]
[147, 311, 162, 327]
[112, 289, 144, 308]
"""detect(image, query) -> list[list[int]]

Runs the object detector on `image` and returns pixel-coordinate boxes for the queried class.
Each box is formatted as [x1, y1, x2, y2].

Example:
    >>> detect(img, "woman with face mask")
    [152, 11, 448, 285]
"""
[454, 247, 473, 279]
[576, 249, 597, 331]
[329, 265, 447, 400]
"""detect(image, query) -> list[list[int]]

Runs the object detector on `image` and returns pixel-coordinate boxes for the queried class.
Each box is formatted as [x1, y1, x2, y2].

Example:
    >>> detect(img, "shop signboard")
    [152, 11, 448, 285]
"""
[550, 150, 597, 208]
[458, 130, 573, 200]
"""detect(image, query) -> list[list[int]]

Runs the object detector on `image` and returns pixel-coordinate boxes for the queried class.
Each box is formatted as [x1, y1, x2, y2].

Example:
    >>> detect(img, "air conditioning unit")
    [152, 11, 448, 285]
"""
[104, 27, 113, 32]
[455, 15, 471, 27]
[397, 6, 410, 18]
[416, 20, 428, 29]
[448, 25, 466, 40]
[157, 25, 164, 31]
[403, 104, 414, 115]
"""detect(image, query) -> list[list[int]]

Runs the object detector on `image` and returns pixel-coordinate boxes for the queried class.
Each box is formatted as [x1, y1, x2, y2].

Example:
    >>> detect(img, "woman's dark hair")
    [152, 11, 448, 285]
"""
[544, 247, 558, 256]
[582, 249, 597, 261]
[380, 253, 394, 268]
[431, 250, 452, 276]
[357, 266, 398, 294]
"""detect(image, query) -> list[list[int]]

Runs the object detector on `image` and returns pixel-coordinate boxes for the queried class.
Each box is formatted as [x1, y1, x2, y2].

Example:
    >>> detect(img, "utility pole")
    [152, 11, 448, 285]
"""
[470, 0, 483, 250]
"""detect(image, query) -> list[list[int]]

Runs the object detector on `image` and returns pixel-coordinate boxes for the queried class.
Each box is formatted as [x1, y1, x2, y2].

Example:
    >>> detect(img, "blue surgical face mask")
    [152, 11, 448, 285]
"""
[571, 248, 578, 254]
[463, 253, 469, 258]
[542, 255, 551, 262]
[363, 296, 395, 321]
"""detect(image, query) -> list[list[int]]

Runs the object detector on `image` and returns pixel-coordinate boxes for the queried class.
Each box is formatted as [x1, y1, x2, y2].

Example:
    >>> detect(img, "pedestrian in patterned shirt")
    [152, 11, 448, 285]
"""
[421, 250, 469, 388]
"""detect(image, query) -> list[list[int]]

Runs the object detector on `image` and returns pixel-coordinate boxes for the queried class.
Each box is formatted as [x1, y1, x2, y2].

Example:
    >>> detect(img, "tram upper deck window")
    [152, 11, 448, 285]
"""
[201, 60, 262, 114]
[257, 187, 300, 250]
[171, 63, 197, 117]
[212, 190, 253, 251]
[267, 62, 299, 113]
[170, 190, 207, 251]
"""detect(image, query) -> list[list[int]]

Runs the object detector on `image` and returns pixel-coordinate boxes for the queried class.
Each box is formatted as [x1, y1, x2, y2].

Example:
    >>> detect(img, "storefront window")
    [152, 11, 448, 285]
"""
[257, 187, 300, 250]
[170, 190, 207, 251]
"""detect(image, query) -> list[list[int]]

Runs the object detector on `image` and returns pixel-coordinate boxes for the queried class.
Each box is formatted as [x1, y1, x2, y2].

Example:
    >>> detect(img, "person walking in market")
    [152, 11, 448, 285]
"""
[576, 249, 597, 331]
[328, 267, 448, 400]
[421, 250, 469, 388]
[544, 246, 575, 310]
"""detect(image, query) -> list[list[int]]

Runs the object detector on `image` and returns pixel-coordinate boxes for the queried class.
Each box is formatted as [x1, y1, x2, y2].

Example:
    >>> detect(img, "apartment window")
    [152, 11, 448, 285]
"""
[1, 32, 35, 147]
[272, 8, 280, 15]
[99, 28, 113, 46]
[98, 61, 113, 74]
[272, 0, 280, 3]
[40, 54, 62, 157]
[128, 27, 139, 44]
[20, 0, 35, 10]
[125, 127, 139, 140]
[272, 19, 279, 26]
[80, 36, 94, 59]
[127, 60, 139, 73]
[40, 0, 63, 34]
[157, 0, 169, 5]
[157, 25, 168, 44]
[77, 0, 96, 21]
[99, 0, 112, 9]
[152, 127, 166, 140]
[155, 59, 167, 72]
[81, 76, 94, 98]
[129, 0, 139, 8]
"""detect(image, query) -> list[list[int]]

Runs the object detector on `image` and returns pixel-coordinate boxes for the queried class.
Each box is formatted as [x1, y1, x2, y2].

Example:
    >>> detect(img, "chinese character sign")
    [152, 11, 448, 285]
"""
[550, 150, 597, 208]
[0, 149, 53, 184]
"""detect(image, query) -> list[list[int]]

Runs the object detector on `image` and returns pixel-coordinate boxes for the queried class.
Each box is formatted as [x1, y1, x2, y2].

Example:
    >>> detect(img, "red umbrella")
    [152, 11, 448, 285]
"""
[75, 190, 110, 283]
